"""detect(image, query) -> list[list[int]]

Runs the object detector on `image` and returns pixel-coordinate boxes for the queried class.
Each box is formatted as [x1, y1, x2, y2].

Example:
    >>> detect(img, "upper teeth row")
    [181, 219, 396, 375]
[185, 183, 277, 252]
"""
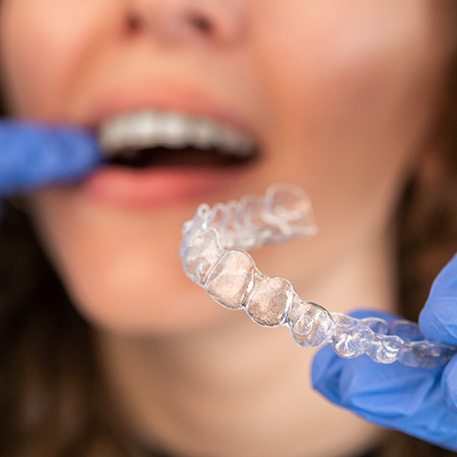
[99, 110, 257, 158]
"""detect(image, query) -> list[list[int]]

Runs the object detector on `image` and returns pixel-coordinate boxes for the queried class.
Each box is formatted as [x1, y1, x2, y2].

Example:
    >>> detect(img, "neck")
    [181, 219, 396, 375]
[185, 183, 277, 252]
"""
[95, 229, 395, 457]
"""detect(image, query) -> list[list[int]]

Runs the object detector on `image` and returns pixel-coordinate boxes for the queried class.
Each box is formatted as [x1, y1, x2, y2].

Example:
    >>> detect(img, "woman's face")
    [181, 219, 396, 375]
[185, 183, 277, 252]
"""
[0, 0, 451, 334]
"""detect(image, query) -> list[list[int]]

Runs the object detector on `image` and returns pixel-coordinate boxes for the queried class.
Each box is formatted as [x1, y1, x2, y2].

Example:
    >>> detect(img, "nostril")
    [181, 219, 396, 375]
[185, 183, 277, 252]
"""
[125, 12, 143, 35]
[187, 12, 214, 35]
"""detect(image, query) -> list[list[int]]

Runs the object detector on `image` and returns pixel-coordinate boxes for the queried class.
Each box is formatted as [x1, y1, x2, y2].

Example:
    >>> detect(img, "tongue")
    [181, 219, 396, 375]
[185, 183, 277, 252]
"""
[108, 146, 253, 169]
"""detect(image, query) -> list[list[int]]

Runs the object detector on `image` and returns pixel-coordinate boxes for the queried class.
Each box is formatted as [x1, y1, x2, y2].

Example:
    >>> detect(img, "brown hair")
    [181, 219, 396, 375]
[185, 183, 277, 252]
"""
[1, 12, 457, 457]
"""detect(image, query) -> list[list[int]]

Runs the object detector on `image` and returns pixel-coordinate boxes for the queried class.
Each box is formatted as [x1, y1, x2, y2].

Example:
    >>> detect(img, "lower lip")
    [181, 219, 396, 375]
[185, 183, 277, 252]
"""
[82, 165, 248, 209]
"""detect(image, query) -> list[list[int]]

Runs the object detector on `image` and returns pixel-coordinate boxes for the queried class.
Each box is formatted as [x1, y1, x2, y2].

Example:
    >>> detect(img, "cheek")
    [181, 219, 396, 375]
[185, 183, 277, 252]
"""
[254, 1, 443, 149]
[0, 0, 111, 119]
[247, 1, 447, 265]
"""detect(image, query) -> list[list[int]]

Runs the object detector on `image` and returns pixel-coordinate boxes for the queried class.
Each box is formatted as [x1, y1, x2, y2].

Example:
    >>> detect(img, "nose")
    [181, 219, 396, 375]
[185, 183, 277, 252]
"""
[126, 0, 246, 46]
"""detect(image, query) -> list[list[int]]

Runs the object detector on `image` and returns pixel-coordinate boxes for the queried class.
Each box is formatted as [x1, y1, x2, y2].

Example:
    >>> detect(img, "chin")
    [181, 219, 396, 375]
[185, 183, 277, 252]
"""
[64, 270, 227, 336]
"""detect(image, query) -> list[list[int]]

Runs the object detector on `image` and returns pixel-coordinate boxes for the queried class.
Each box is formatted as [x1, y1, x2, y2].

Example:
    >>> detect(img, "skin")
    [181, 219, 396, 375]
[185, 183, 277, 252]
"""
[0, 1, 454, 456]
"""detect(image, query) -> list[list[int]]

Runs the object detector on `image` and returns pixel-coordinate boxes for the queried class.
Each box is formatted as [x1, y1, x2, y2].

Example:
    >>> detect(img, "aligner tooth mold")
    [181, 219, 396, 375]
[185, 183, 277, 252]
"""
[180, 183, 457, 368]
[206, 250, 256, 310]
[246, 276, 294, 327]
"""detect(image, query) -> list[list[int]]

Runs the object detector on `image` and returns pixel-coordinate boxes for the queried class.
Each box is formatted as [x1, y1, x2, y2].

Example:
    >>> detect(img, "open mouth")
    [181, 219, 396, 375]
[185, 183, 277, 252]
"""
[98, 110, 261, 170]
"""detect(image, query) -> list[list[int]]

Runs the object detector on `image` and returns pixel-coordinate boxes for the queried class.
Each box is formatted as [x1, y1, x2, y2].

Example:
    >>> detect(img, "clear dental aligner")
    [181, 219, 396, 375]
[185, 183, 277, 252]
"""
[180, 184, 457, 369]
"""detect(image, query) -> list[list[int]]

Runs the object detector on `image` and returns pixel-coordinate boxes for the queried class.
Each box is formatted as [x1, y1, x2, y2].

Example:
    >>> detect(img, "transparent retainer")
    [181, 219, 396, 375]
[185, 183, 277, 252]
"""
[180, 183, 457, 369]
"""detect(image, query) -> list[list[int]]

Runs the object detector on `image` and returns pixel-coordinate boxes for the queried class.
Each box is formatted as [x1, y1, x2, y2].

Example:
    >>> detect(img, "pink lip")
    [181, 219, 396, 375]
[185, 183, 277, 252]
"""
[81, 83, 260, 209]
[83, 165, 253, 209]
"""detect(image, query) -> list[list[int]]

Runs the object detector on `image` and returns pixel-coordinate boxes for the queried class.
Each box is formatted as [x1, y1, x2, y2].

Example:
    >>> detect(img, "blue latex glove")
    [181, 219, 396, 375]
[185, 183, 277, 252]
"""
[312, 254, 457, 451]
[0, 120, 101, 197]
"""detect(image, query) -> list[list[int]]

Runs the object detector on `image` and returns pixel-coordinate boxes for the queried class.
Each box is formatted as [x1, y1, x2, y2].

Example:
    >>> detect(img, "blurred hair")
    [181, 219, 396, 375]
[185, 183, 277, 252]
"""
[1, 7, 457, 457]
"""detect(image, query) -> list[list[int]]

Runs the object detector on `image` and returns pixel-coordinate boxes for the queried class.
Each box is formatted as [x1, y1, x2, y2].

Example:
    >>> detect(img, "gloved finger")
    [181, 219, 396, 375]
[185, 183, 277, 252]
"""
[312, 352, 456, 447]
[312, 310, 457, 451]
[0, 121, 102, 196]
[312, 309, 404, 413]
[351, 309, 457, 414]
[419, 254, 457, 346]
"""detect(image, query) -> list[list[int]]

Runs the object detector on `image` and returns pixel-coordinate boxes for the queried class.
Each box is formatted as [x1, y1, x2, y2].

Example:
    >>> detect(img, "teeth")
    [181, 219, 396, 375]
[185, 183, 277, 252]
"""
[99, 110, 257, 158]
[192, 119, 219, 150]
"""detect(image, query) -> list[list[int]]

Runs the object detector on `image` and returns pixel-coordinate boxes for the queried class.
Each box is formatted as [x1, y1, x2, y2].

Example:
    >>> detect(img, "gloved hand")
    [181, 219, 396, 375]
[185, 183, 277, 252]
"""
[312, 254, 457, 451]
[0, 120, 101, 198]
